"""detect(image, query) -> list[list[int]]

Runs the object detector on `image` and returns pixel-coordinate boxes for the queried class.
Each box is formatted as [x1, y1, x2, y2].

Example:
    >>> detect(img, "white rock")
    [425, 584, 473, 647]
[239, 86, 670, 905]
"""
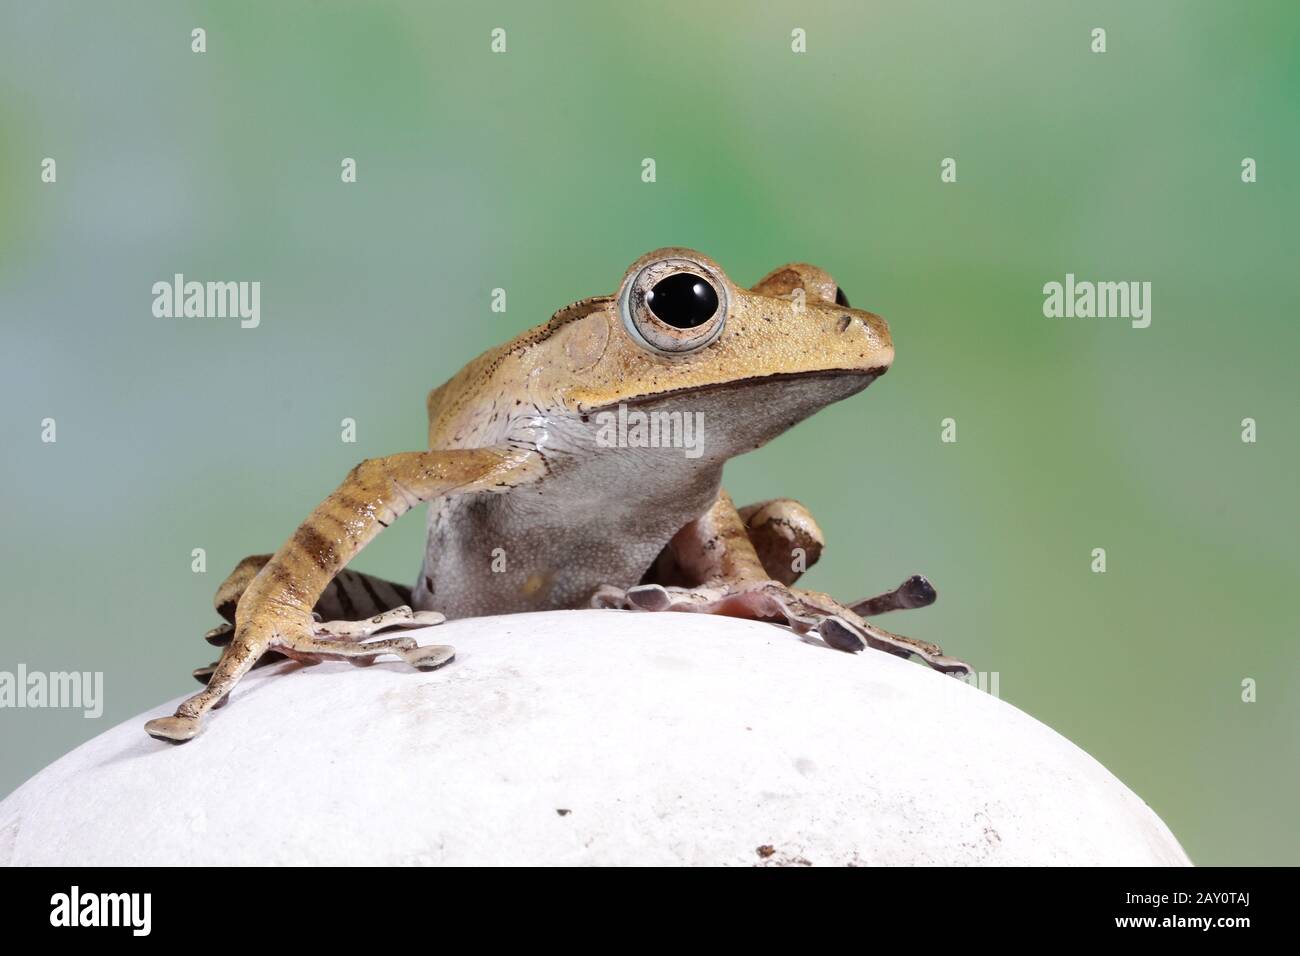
[0, 609, 1190, 866]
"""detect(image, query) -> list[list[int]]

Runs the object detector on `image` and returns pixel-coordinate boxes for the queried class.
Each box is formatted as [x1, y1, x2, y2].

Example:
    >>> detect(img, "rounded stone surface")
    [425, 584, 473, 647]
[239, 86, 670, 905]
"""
[0, 609, 1190, 866]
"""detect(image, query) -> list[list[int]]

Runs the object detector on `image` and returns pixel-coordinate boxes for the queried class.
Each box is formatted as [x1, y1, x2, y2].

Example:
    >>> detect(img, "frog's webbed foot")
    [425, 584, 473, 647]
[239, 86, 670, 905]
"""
[151, 608, 454, 744]
[593, 578, 970, 677]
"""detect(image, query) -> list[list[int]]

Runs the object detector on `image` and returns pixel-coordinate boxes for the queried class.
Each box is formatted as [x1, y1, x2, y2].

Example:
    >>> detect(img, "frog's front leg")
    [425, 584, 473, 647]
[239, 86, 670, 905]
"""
[594, 490, 969, 676]
[143, 446, 543, 742]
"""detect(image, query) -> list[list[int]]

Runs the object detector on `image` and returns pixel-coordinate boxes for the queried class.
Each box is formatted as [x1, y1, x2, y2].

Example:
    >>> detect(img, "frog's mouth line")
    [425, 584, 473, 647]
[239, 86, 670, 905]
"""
[590, 366, 885, 413]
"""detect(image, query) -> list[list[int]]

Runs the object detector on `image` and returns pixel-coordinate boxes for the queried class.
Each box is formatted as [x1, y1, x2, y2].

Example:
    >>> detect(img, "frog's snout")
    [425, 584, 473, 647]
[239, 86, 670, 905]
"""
[826, 304, 894, 373]
[834, 306, 891, 342]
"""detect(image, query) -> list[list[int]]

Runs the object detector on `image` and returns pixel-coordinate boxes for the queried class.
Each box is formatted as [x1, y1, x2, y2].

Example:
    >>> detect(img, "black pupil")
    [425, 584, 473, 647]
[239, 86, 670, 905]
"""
[645, 273, 718, 329]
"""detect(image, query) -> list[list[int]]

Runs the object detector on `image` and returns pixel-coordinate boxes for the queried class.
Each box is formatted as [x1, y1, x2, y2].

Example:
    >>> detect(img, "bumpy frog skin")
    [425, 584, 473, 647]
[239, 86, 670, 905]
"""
[145, 248, 970, 741]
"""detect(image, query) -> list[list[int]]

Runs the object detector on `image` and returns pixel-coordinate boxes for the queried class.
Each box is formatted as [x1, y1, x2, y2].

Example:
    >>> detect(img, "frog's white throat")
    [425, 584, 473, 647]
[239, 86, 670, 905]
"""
[585, 368, 880, 466]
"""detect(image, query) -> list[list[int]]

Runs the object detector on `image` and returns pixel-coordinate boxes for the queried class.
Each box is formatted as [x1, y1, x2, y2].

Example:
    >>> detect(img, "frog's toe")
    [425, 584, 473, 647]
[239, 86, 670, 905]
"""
[592, 583, 690, 611]
[624, 583, 674, 611]
[850, 573, 938, 617]
[341, 636, 421, 667]
[312, 605, 445, 640]
[144, 714, 202, 743]
[897, 574, 937, 607]
[817, 616, 867, 653]
[402, 643, 456, 671]
[933, 656, 975, 678]
[204, 621, 236, 646]
[601, 583, 733, 614]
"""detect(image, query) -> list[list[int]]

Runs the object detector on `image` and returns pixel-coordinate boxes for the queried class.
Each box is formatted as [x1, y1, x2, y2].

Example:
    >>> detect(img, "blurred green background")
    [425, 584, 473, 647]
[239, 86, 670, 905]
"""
[1, 1, 1296, 865]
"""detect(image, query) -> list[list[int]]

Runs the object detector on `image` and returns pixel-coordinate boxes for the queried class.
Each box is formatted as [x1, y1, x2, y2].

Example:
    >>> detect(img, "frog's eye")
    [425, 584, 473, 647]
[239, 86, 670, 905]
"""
[620, 257, 728, 355]
[646, 273, 718, 329]
[834, 286, 850, 307]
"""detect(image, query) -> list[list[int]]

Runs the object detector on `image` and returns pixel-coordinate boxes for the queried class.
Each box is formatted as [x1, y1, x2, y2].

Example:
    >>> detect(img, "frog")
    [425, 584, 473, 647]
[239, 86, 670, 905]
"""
[145, 248, 970, 742]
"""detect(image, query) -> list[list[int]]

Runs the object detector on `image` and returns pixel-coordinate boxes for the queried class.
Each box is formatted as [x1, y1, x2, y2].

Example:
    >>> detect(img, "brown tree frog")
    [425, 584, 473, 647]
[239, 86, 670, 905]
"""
[146, 248, 970, 741]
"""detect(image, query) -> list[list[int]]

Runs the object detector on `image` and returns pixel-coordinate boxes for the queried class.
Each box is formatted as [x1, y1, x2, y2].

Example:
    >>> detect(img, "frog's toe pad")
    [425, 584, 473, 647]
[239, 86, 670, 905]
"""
[404, 643, 456, 671]
[625, 584, 673, 611]
[818, 616, 867, 653]
[899, 574, 938, 607]
[204, 622, 235, 647]
[144, 714, 201, 743]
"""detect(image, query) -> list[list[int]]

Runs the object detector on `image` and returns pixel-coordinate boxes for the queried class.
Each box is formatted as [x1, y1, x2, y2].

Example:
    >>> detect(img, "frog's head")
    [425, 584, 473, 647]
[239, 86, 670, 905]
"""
[553, 248, 894, 461]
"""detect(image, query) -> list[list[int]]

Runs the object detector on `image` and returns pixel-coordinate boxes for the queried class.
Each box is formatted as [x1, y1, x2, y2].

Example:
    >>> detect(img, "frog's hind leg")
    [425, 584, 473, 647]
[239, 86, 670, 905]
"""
[733, 500, 938, 615]
[597, 489, 970, 677]
[735, 498, 824, 586]
[643, 497, 825, 588]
